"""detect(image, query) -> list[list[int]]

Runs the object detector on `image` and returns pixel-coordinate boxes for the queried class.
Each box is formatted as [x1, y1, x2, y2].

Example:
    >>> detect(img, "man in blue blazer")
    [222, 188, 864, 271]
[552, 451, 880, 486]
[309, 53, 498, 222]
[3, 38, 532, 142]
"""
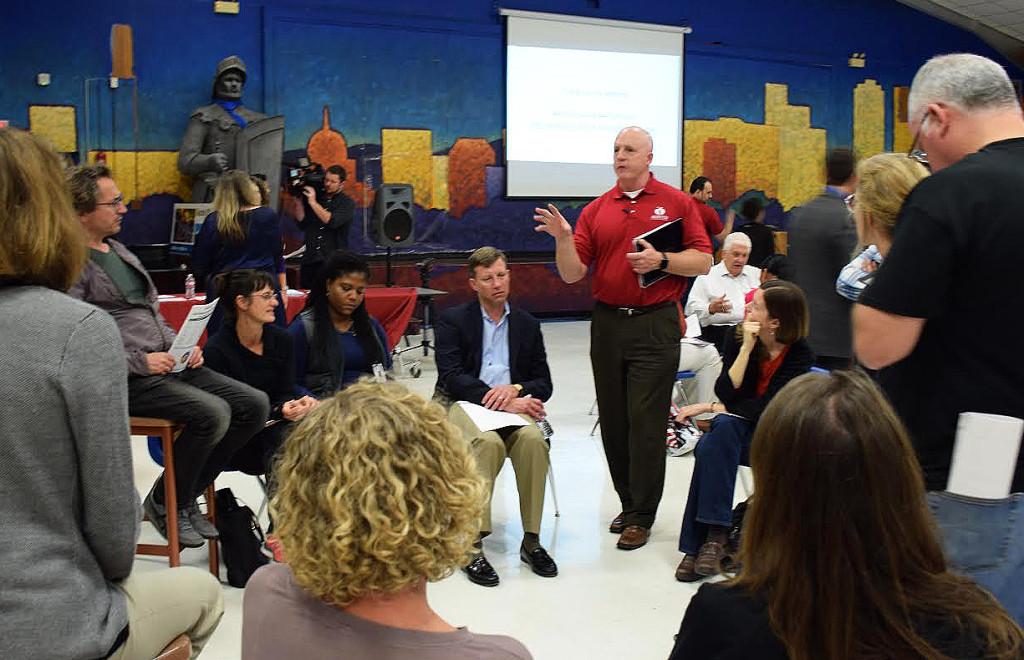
[434, 246, 557, 587]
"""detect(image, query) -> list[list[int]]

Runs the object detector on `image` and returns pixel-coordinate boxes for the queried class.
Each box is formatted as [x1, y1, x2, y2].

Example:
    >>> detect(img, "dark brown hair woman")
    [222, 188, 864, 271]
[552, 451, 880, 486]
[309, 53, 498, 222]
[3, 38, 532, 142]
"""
[675, 279, 814, 582]
[670, 370, 1024, 660]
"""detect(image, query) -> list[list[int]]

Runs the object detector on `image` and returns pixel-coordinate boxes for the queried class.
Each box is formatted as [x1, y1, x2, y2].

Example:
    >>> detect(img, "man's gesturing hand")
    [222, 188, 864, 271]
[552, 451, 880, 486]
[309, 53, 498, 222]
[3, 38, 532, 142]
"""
[533, 204, 572, 239]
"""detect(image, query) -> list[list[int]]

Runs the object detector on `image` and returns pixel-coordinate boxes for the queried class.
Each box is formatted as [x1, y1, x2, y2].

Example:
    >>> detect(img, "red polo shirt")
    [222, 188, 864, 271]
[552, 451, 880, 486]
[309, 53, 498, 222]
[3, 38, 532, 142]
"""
[574, 174, 712, 307]
[694, 199, 724, 239]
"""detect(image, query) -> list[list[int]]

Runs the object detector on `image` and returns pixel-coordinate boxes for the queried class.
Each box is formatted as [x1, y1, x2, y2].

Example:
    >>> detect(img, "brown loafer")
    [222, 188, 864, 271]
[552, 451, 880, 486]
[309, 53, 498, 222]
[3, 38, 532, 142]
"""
[675, 555, 701, 582]
[695, 540, 725, 576]
[609, 512, 626, 534]
[616, 525, 650, 550]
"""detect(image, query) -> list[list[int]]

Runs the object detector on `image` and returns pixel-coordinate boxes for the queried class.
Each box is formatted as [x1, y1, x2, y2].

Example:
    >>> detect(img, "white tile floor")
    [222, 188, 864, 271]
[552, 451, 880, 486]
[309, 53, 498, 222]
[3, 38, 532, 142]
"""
[130, 320, 747, 660]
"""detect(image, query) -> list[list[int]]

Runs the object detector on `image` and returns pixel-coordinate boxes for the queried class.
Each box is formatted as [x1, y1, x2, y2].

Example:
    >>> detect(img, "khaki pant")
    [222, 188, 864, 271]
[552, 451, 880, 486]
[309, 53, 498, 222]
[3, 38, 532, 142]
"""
[448, 404, 549, 535]
[109, 567, 224, 660]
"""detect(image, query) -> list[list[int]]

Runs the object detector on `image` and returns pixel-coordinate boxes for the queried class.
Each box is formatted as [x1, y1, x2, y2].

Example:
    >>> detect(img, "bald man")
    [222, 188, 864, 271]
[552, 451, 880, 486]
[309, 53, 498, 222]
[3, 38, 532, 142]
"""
[534, 127, 712, 550]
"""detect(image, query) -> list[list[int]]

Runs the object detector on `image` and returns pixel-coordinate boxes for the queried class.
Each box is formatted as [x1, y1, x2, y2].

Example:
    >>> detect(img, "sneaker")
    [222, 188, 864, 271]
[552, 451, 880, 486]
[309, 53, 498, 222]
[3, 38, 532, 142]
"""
[186, 499, 220, 540]
[264, 535, 285, 563]
[143, 483, 204, 548]
[666, 418, 701, 457]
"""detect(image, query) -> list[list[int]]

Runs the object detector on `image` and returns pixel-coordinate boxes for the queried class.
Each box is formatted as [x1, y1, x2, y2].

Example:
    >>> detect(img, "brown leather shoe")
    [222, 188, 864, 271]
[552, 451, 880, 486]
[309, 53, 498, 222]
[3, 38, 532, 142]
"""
[695, 540, 725, 576]
[616, 525, 650, 550]
[609, 512, 626, 534]
[675, 555, 701, 582]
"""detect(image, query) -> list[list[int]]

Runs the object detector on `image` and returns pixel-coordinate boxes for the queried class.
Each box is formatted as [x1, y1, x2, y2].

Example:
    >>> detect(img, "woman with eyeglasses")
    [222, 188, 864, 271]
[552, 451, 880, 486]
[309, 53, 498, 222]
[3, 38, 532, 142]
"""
[836, 153, 930, 301]
[192, 170, 288, 332]
[204, 269, 317, 483]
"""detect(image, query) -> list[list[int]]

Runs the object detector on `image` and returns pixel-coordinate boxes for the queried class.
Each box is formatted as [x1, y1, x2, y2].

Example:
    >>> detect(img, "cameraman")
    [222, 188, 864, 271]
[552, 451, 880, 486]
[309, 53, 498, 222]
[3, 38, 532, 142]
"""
[296, 164, 355, 289]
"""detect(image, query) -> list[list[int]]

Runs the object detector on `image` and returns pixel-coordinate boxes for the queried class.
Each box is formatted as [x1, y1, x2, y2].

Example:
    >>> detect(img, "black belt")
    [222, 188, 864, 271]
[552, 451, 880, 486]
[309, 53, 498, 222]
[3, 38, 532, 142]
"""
[596, 300, 675, 317]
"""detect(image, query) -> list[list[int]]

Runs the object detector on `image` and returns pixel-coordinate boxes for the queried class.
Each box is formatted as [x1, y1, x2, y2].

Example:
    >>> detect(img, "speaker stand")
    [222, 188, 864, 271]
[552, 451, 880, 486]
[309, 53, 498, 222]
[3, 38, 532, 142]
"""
[384, 246, 394, 287]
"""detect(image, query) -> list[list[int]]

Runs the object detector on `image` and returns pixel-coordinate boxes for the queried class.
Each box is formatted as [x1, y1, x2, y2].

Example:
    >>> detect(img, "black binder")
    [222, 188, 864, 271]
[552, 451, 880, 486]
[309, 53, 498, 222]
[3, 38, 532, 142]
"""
[633, 218, 682, 288]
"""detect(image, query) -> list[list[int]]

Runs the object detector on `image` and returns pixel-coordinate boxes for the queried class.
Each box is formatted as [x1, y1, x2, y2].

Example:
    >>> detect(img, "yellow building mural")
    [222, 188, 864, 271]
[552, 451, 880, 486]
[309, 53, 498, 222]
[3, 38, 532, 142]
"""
[432, 155, 450, 211]
[381, 128, 433, 209]
[684, 83, 825, 211]
[854, 79, 886, 159]
[86, 151, 191, 202]
[29, 105, 77, 153]
[893, 85, 913, 153]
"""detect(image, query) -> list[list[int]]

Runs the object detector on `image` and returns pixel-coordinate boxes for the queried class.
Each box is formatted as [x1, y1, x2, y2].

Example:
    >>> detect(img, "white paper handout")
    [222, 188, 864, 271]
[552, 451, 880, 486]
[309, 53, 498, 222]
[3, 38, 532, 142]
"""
[169, 299, 219, 373]
[946, 412, 1023, 499]
[455, 401, 529, 432]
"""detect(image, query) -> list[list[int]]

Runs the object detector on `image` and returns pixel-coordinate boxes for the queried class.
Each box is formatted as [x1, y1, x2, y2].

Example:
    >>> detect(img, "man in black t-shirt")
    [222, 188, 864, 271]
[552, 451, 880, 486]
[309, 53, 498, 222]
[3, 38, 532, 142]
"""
[296, 164, 355, 288]
[853, 54, 1024, 623]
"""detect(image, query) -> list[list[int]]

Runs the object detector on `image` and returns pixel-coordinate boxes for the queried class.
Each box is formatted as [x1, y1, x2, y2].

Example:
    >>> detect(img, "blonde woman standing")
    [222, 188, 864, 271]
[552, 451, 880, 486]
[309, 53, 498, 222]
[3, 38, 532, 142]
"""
[192, 170, 287, 331]
[836, 153, 929, 301]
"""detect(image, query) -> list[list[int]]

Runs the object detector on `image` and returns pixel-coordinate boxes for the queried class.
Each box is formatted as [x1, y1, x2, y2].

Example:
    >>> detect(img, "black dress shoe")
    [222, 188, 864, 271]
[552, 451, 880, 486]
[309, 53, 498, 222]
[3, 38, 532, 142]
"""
[609, 512, 626, 534]
[462, 554, 499, 587]
[520, 545, 558, 577]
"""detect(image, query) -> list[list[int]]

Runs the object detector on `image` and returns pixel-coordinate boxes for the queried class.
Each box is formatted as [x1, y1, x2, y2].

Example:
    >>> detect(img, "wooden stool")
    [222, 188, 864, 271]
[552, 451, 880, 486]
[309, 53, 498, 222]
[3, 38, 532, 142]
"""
[130, 417, 218, 576]
[154, 634, 191, 660]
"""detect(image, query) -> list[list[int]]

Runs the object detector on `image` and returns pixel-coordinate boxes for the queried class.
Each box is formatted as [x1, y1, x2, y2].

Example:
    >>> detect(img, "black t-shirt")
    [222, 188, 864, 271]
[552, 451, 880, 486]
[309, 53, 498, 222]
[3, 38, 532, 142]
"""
[859, 137, 1024, 492]
[298, 190, 355, 263]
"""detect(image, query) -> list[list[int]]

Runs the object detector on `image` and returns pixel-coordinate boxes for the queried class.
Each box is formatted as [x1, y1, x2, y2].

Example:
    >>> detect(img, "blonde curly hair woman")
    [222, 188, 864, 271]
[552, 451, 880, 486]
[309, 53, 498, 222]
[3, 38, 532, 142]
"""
[241, 380, 533, 659]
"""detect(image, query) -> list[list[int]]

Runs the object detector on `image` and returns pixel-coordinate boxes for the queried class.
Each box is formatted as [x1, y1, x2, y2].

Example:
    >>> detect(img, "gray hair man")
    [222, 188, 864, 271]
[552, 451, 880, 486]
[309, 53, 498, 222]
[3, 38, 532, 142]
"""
[685, 232, 759, 349]
[853, 53, 1024, 622]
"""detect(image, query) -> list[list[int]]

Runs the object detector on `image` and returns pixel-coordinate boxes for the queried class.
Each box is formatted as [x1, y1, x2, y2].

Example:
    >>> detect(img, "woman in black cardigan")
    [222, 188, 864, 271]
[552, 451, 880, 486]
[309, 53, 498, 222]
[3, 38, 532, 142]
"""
[204, 269, 317, 480]
[674, 279, 813, 582]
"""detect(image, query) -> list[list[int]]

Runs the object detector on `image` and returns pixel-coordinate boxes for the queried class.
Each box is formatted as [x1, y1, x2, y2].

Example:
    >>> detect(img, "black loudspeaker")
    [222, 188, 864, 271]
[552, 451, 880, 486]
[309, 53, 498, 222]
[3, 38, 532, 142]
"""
[373, 184, 415, 247]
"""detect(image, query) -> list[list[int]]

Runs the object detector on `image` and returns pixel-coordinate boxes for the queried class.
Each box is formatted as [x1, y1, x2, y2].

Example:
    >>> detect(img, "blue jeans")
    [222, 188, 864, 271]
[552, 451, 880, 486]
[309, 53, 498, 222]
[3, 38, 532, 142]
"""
[929, 491, 1024, 625]
[678, 415, 752, 555]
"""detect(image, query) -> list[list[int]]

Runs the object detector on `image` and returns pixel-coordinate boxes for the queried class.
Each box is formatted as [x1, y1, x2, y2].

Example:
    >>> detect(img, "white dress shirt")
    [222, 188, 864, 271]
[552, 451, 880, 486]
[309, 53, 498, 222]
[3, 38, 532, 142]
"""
[685, 261, 761, 327]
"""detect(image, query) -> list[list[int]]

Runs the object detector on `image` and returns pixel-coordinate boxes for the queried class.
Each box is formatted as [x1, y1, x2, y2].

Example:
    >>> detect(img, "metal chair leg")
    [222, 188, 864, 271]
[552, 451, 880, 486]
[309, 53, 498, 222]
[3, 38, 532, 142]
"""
[547, 463, 560, 517]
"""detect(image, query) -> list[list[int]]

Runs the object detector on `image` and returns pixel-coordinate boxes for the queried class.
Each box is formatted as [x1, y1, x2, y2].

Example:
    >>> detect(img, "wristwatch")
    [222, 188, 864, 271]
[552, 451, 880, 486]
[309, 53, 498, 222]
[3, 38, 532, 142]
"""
[512, 384, 524, 395]
[659, 252, 669, 270]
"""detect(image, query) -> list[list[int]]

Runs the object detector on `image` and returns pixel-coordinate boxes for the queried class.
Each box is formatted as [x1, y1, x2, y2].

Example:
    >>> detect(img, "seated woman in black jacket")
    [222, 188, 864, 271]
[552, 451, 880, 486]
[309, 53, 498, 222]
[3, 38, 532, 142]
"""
[204, 269, 316, 480]
[669, 370, 1023, 660]
[674, 279, 813, 582]
[288, 250, 391, 398]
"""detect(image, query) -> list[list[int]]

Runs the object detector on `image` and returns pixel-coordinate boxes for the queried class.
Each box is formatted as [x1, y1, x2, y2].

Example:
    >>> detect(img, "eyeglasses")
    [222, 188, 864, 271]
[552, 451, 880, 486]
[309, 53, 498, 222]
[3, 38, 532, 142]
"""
[249, 291, 276, 302]
[844, 194, 856, 211]
[907, 114, 929, 166]
[96, 194, 125, 208]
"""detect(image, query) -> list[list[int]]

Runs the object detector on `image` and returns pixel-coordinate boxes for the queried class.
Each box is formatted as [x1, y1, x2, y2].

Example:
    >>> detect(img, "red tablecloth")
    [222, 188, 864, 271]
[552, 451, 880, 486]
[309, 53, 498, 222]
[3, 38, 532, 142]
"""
[157, 287, 417, 349]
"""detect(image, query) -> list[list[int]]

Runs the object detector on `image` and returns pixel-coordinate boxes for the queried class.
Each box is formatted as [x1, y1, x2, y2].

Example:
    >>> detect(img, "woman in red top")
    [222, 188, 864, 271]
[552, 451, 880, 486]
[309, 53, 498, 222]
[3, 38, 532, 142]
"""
[674, 279, 814, 581]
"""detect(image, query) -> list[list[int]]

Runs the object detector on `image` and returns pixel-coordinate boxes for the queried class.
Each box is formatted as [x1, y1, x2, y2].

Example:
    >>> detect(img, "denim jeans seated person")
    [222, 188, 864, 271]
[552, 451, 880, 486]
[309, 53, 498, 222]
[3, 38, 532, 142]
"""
[674, 281, 813, 582]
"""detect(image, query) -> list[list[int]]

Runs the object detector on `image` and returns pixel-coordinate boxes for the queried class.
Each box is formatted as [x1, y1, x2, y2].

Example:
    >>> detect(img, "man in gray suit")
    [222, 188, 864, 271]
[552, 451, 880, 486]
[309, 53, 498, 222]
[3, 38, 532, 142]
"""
[786, 148, 858, 370]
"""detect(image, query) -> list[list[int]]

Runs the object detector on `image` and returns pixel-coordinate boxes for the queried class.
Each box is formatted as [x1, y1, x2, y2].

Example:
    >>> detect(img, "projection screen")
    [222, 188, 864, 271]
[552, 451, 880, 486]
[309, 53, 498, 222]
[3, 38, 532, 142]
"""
[502, 9, 688, 198]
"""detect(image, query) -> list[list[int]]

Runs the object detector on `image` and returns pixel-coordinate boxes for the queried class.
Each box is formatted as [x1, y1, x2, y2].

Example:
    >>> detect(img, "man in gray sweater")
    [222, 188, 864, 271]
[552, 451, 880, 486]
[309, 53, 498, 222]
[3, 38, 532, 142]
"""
[68, 165, 270, 548]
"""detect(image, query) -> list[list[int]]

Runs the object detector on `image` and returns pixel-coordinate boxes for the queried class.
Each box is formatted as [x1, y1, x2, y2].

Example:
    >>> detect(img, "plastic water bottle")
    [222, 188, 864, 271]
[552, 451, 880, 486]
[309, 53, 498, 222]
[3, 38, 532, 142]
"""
[184, 273, 196, 300]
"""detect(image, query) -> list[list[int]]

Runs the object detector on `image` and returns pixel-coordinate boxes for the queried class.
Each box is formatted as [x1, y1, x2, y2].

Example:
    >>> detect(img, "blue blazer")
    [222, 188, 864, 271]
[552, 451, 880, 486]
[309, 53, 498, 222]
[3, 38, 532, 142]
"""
[433, 300, 553, 405]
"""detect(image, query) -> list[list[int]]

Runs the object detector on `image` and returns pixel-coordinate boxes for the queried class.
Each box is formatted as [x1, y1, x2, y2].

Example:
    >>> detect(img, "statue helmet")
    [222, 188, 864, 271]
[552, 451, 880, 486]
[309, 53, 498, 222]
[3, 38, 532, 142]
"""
[212, 55, 247, 97]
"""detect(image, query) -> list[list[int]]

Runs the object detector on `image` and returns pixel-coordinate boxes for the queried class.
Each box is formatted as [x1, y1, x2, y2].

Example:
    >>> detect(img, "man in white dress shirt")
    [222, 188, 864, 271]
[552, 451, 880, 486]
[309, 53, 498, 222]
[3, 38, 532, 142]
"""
[685, 232, 761, 350]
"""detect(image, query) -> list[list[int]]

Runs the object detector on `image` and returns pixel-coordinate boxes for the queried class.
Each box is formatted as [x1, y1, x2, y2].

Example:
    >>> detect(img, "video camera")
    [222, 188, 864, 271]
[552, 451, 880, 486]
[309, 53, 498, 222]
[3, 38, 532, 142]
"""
[285, 158, 325, 196]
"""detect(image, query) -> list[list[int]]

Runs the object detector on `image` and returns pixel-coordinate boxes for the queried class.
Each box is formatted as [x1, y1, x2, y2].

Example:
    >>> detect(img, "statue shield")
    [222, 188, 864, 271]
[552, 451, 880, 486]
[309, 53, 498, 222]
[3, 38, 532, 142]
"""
[236, 115, 285, 210]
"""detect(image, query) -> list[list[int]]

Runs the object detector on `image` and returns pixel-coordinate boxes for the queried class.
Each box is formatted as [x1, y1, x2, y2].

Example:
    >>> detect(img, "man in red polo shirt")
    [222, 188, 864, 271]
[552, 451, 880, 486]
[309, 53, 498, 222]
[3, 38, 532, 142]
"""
[689, 176, 733, 246]
[534, 126, 712, 550]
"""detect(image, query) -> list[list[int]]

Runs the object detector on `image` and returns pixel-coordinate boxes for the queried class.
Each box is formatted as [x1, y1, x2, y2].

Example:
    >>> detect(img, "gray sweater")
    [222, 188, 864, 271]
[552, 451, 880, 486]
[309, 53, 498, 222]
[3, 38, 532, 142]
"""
[0, 286, 140, 660]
